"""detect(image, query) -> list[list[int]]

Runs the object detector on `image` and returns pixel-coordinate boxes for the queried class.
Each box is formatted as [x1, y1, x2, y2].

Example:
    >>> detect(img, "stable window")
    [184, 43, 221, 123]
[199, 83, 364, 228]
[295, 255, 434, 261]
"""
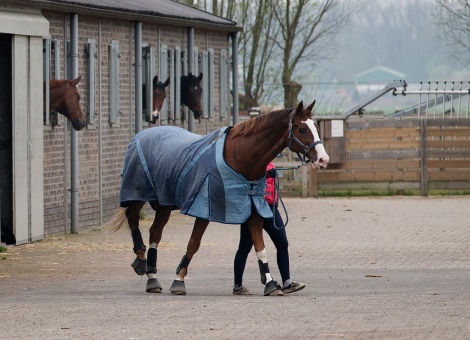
[109, 40, 120, 125]
[219, 49, 229, 119]
[158, 44, 169, 122]
[173, 46, 182, 123]
[142, 44, 155, 123]
[200, 49, 214, 118]
[86, 39, 97, 126]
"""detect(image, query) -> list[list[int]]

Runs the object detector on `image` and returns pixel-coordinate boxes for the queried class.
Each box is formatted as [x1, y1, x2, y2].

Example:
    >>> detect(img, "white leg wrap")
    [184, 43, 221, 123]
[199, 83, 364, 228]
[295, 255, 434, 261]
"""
[256, 248, 268, 263]
[256, 248, 273, 283]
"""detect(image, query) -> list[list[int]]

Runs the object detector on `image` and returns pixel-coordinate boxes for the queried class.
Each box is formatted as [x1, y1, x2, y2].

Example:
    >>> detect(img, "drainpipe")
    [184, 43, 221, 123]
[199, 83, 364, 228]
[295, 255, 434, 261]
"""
[187, 27, 194, 132]
[135, 21, 142, 134]
[230, 32, 239, 125]
[70, 13, 79, 234]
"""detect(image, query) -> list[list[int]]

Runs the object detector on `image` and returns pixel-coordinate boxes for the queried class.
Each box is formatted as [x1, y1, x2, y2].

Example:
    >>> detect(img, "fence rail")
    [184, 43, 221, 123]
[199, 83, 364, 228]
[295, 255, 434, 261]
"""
[276, 117, 470, 197]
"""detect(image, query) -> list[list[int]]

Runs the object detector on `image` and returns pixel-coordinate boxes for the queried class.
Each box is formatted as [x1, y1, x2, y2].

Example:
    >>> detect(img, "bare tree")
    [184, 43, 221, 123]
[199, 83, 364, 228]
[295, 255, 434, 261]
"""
[434, 0, 470, 65]
[273, 0, 351, 107]
[236, 1, 279, 109]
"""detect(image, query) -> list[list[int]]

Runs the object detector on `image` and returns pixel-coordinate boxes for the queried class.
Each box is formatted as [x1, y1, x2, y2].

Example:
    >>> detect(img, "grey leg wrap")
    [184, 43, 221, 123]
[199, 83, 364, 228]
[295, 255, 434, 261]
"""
[131, 228, 146, 254]
[176, 255, 191, 275]
[258, 260, 270, 285]
[146, 248, 157, 274]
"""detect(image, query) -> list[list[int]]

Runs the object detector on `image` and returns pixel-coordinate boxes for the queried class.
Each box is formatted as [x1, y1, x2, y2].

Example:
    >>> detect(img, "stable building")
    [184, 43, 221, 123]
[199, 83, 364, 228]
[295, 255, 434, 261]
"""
[0, 0, 241, 244]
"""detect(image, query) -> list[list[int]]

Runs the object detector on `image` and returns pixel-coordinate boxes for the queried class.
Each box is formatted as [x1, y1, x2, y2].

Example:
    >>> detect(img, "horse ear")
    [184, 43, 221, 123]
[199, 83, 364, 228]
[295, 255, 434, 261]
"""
[71, 75, 81, 86]
[296, 100, 304, 113]
[197, 72, 203, 82]
[306, 100, 315, 112]
[163, 77, 170, 87]
[153, 75, 159, 88]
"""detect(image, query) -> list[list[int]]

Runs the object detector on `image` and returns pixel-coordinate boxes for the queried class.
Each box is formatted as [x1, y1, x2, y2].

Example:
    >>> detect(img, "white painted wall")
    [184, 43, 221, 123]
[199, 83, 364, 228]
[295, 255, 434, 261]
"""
[2, 6, 49, 244]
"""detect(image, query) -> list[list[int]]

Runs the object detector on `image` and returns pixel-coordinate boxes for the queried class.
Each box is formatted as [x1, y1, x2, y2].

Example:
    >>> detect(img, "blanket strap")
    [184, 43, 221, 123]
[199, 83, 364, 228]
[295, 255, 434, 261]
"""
[135, 139, 158, 194]
[175, 128, 227, 203]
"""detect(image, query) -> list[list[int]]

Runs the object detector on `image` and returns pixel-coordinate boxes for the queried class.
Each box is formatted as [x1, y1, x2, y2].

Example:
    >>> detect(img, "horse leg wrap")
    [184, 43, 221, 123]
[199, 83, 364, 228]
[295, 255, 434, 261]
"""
[131, 228, 146, 254]
[176, 255, 191, 275]
[258, 260, 270, 285]
[146, 248, 157, 274]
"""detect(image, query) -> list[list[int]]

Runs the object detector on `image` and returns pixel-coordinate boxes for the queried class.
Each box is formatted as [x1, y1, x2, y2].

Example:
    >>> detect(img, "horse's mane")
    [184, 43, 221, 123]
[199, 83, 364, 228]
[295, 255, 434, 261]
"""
[49, 79, 67, 89]
[230, 108, 291, 138]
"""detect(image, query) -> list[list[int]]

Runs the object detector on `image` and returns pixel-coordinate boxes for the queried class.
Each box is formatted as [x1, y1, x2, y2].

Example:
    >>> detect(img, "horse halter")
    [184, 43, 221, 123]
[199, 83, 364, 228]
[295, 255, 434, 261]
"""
[287, 109, 323, 165]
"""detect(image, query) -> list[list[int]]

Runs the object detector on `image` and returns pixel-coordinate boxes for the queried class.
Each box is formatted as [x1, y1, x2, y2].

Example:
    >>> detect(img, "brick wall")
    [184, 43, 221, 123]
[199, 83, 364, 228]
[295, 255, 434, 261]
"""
[42, 11, 233, 235]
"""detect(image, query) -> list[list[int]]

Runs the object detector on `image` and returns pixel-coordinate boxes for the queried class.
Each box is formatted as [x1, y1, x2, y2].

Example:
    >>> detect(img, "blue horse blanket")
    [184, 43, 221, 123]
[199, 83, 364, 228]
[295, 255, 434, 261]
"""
[120, 126, 273, 224]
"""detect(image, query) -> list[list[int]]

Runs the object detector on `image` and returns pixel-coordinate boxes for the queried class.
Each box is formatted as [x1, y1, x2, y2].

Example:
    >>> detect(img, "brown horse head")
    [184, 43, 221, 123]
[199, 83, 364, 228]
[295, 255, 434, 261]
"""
[150, 76, 170, 124]
[49, 76, 86, 131]
[181, 72, 203, 119]
[290, 100, 329, 169]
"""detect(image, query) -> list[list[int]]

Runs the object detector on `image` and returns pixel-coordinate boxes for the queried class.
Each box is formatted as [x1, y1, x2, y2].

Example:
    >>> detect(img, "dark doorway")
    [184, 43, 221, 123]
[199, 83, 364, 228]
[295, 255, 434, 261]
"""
[0, 34, 14, 245]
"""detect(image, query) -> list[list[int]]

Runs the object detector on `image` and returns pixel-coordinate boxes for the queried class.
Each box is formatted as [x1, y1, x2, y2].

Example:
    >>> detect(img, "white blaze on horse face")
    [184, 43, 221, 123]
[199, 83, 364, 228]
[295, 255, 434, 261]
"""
[303, 119, 330, 169]
[152, 109, 160, 118]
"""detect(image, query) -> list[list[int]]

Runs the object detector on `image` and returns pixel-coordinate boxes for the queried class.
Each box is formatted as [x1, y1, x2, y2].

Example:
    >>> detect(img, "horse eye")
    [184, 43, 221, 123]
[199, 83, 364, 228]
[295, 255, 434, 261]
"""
[299, 128, 306, 133]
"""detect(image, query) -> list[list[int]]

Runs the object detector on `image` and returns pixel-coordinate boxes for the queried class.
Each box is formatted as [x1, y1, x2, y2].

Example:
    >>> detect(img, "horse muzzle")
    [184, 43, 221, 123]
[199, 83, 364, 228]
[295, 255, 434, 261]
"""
[72, 118, 87, 131]
[193, 109, 202, 120]
[151, 110, 160, 124]
[309, 144, 330, 170]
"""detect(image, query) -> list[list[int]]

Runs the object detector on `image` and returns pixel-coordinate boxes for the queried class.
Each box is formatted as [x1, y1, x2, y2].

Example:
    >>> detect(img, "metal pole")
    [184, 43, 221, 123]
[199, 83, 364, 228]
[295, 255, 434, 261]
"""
[70, 13, 79, 234]
[443, 81, 447, 117]
[458, 82, 462, 117]
[467, 82, 470, 119]
[187, 27, 194, 132]
[418, 82, 422, 118]
[135, 21, 142, 134]
[231, 32, 239, 125]
[426, 82, 430, 118]
[450, 81, 455, 118]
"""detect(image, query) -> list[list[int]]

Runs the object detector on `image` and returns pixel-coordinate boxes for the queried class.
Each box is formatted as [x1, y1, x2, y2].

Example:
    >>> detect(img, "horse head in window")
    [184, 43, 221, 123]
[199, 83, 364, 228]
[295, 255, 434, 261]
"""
[181, 72, 203, 119]
[49, 76, 86, 131]
[148, 76, 170, 124]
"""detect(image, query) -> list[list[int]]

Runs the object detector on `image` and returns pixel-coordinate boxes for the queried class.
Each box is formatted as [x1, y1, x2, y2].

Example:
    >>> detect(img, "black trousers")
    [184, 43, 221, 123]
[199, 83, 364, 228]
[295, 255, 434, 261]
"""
[233, 205, 290, 286]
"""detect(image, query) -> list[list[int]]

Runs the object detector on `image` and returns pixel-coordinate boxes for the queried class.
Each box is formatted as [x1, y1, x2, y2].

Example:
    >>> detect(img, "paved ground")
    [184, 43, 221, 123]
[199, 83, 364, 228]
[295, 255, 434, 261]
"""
[1, 196, 469, 339]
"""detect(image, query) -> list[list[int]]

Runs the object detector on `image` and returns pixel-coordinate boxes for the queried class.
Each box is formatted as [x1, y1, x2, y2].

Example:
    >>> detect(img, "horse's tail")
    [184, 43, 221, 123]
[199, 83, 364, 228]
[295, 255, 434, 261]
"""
[104, 207, 128, 233]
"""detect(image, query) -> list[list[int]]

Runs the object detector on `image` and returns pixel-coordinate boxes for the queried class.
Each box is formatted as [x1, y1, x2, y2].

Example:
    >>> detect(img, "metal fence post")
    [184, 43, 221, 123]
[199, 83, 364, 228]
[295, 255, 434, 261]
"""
[420, 119, 428, 196]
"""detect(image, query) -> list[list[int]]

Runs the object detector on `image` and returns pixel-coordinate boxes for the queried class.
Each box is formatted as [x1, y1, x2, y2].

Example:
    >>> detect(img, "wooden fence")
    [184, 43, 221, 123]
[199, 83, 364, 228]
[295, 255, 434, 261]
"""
[276, 118, 470, 196]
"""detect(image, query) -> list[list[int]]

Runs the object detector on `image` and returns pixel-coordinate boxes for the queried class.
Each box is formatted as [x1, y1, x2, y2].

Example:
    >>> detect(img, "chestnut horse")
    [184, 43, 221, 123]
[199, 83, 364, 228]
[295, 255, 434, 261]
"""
[144, 73, 202, 123]
[49, 76, 86, 131]
[111, 100, 329, 296]
[143, 76, 170, 124]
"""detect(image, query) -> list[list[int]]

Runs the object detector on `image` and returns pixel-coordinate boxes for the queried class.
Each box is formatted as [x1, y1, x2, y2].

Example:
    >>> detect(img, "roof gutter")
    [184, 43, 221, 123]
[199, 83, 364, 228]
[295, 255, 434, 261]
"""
[11, 0, 242, 33]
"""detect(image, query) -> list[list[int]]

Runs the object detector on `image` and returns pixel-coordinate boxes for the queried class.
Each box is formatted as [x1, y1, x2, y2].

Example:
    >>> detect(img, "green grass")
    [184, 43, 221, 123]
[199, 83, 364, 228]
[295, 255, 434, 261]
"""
[0, 245, 7, 253]
[318, 189, 470, 197]
[318, 190, 413, 197]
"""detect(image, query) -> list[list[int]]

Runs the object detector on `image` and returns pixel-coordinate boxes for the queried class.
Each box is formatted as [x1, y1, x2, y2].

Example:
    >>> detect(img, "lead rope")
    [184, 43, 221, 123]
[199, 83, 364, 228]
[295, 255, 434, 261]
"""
[271, 165, 301, 230]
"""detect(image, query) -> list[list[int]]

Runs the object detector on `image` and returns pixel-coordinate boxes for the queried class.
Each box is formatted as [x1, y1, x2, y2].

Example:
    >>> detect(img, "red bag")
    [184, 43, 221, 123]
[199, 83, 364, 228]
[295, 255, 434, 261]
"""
[264, 162, 277, 205]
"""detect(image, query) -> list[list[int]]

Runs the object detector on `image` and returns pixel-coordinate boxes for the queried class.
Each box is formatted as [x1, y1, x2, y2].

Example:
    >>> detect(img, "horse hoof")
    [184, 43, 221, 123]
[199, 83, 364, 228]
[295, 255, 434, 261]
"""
[131, 257, 147, 276]
[146, 278, 162, 293]
[264, 280, 284, 296]
[169, 280, 186, 295]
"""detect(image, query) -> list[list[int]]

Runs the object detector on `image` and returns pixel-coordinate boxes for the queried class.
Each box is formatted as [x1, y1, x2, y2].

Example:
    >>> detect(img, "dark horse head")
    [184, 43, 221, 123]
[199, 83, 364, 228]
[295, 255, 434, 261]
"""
[181, 72, 203, 119]
[49, 76, 86, 131]
[149, 76, 170, 124]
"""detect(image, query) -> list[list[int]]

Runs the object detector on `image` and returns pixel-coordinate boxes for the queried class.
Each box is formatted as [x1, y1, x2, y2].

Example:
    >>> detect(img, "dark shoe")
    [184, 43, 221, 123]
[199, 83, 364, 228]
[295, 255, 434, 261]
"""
[264, 280, 284, 296]
[283, 281, 306, 294]
[233, 285, 252, 295]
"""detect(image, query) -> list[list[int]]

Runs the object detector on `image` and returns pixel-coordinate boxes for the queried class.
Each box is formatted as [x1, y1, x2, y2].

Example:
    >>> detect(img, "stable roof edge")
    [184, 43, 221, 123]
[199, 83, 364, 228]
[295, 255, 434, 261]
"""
[7, 0, 242, 33]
